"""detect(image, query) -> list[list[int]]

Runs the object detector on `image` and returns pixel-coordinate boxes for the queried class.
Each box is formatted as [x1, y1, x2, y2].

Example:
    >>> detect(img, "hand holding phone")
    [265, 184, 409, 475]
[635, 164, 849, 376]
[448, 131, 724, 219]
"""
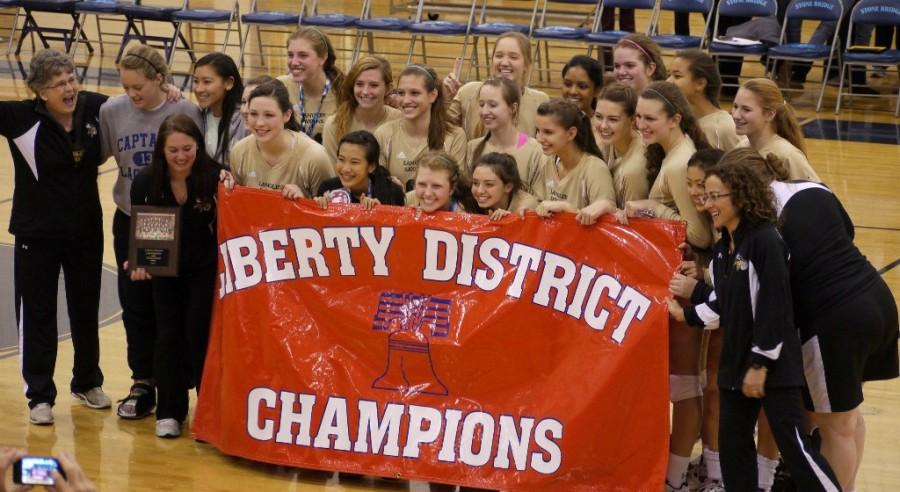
[13, 456, 64, 486]
[0, 448, 29, 492]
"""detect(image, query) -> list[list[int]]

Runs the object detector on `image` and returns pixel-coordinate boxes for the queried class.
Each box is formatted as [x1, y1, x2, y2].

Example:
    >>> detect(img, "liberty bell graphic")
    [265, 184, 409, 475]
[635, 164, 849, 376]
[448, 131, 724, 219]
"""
[372, 292, 450, 396]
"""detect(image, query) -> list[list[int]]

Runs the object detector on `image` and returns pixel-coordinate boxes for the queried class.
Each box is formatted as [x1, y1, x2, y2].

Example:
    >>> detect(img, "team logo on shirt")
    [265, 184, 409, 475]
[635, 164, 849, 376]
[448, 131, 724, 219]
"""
[371, 291, 451, 396]
[734, 254, 748, 271]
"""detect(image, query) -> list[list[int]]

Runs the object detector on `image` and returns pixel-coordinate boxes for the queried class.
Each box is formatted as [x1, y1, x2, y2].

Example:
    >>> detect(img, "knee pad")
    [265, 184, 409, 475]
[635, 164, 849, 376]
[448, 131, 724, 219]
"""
[670, 374, 702, 402]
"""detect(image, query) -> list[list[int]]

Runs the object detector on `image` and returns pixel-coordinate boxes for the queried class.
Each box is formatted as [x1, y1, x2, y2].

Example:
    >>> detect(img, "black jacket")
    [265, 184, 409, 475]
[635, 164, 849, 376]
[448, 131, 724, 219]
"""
[0, 92, 108, 238]
[686, 221, 804, 390]
[131, 166, 220, 273]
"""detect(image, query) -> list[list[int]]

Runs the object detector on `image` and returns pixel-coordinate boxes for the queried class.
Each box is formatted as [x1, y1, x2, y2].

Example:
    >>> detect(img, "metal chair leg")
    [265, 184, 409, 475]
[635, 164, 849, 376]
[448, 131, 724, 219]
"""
[835, 63, 847, 114]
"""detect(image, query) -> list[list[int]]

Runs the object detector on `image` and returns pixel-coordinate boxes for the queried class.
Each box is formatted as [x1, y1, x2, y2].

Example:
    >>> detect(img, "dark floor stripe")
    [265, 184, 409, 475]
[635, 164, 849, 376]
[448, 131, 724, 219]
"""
[878, 258, 900, 276]
[857, 225, 900, 232]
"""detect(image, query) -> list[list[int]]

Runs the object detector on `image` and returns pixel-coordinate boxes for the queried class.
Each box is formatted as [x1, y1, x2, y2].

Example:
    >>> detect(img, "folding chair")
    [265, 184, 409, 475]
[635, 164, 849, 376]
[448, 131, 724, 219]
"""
[464, 0, 539, 80]
[239, 0, 300, 69]
[299, 0, 361, 68]
[116, 0, 193, 64]
[0, 0, 21, 56]
[765, 0, 842, 111]
[14, 0, 93, 55]
[650, 0, 715, 50]
[169, 0, 241, 65]
[351, 0, 413, 65]
[69, 0, 130, 60]
[707, 0, 777, 90]
[835, 0, 900, 116]
[583, 0, 657, 73]
[404, 0, 477, 70]
[530, 0, 601, 84]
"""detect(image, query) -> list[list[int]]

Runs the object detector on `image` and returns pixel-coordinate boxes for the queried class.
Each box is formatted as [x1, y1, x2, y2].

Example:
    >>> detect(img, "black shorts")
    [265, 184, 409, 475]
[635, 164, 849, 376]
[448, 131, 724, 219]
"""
[801, 278, 899, 413]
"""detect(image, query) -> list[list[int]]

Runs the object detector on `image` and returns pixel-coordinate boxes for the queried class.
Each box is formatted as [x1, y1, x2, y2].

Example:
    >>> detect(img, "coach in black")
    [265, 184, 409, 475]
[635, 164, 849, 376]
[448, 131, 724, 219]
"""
[0, 50, 111, 424]
[669, 162, 841, 491]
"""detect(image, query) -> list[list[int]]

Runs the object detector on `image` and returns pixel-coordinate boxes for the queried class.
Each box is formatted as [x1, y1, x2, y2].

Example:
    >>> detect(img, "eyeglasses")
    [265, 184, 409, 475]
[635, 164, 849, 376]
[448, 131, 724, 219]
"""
[44, 75, 80, 92]
[702, 192, 731, 203]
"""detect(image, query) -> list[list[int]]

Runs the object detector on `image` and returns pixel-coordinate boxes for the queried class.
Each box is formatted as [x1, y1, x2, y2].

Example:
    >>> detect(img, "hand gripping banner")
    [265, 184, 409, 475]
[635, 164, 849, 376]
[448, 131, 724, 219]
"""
[193, 185, 686, 491]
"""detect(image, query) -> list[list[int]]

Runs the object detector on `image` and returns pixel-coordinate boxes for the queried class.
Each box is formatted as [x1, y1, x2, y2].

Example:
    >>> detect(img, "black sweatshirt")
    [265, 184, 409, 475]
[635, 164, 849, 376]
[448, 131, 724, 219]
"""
[130, 167, 220, 273]
[686, 221, 804, 390]
[0, 92, 108, 238]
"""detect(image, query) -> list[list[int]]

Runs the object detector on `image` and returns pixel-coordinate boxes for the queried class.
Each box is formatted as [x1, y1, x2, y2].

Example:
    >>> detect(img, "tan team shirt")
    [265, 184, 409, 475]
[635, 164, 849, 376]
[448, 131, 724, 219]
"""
[448, 81, 549, 140]
[699, 110, 747, 151]
[374, 119, 468, 188]
[507, 189, 539, 212]
[649, 136, 713, 249]
[465, 132, 547, 193]
[533, 153, 616, 209]
[757, 134, 820, 181]
[229, 131, 335, 197]
[321, 106, 402, 163]
[601, 132, 649, 207]
[278, 75, 339, 141]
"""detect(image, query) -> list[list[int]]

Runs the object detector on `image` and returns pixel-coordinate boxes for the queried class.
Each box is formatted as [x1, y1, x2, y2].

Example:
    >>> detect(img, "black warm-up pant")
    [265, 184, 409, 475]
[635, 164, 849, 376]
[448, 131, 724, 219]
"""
[152, 266, 216, 423]
[14, 233, 104, 408]
[720, 387, 841, 492]
[113, 209, 156, 381]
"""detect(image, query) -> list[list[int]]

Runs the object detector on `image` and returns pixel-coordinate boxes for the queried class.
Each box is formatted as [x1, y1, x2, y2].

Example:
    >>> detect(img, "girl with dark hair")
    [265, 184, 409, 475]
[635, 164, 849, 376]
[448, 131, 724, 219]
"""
[129, 113, 223, 439]
[593, 82, 648, 207]
[668, 50, 746, 151]
[229, 80, 334, 196]
[732, 78, 819, 181]
[193, 52, 247, 167]
[375, 65, 467, 191]
[669, 160, 842, 492]
[100, 43, 201, 420]
[278, 27, 344, 142]
[471, 152, 538, 220]
[533, 99, 616, 220]
[2, 49, 110, 425]
[311, 130, 405, 208]
[561, 55, 604, 114]
[405, 151, 476, 212]
[322, 56, 401, 163]
[613, 34, 667, 93]
[466, 78, 545, 193]
[621, 81, 712, 491]
[444, 31, 549, 139]
[241, 75, 276, 128]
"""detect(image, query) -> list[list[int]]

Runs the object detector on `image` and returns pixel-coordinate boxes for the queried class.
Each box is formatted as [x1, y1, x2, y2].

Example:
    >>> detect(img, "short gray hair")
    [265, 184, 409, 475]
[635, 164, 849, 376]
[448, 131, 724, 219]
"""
[26, 49, 76, 93]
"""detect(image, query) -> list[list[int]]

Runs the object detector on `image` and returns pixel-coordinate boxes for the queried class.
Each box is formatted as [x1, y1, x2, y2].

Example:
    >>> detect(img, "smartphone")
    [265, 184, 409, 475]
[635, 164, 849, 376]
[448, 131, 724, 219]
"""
[12, 456, 65, 486]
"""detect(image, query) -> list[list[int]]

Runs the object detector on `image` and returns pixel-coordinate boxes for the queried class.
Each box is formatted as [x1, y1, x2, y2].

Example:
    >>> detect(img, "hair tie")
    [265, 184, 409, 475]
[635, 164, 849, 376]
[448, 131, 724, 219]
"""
[126, 52, 161, 73]
[643, 88, 676, 112]
[620, 38, 653, 64]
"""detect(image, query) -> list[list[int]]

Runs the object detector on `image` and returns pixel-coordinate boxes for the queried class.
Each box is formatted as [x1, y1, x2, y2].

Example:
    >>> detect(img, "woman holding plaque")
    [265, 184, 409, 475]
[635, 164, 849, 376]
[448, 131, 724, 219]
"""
[100, 43, 200, 421]
[129, 114, 222, 439]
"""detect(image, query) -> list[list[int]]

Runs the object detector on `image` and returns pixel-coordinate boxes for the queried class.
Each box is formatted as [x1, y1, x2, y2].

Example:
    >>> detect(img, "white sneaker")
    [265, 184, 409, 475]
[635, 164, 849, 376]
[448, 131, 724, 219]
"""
[72, 387, 112, 409]
[29, 403, 54, 425]
[155, 418, 182, 438]
[687, 455, 707, 490]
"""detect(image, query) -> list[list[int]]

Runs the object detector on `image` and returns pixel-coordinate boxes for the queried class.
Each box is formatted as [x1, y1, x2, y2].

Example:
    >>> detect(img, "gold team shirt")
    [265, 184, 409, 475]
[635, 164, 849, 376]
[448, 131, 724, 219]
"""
[374, 119, 468, 188]
[699, 110, 747, 151]
[649, 136, 713, 249]
[465, 132, 547, 193]
[321, 106, 402, 163]
[601, 131, 648, 207]
[229, 131, 335, 197]
[533, 153, 616, 209]
[278, 75, 338, 142]
[448, 81, 549, 140]
[757, 134, 820, 181]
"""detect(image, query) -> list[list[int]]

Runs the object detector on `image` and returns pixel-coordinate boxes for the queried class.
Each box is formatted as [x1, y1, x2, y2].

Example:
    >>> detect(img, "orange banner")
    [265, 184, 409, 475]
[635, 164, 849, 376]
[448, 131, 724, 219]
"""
[193, 185, 685, 491]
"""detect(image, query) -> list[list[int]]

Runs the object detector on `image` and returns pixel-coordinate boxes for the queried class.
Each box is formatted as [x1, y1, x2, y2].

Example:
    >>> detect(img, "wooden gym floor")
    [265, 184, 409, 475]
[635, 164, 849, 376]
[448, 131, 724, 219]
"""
[0, 0, 898, 489]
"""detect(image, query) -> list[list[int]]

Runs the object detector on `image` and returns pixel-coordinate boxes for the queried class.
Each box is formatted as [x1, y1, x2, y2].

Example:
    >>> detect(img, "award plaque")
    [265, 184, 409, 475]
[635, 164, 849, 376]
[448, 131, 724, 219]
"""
[128, 205, 181, 277]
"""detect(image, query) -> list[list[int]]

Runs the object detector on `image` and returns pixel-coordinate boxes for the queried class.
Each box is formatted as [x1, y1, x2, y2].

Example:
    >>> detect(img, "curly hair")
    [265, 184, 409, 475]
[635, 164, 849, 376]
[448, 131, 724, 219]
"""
[706, 161, 777, 227]
[718, 147, 789, 184]
[27, 49, 75, 94]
